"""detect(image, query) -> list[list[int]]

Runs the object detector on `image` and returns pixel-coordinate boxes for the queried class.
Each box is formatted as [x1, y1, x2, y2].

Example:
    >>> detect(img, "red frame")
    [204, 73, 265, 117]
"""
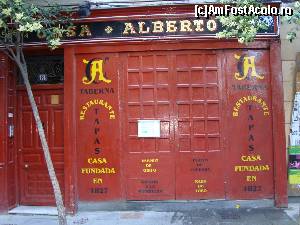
[0, 54, 9, 212]
[64, 47, 78, 213]
[270, 40, 288, 207]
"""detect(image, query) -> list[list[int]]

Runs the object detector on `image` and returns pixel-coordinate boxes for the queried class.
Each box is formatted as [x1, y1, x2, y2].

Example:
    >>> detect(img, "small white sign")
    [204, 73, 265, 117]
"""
[138, 120, 160, 138]
[290, 92, 300, 146]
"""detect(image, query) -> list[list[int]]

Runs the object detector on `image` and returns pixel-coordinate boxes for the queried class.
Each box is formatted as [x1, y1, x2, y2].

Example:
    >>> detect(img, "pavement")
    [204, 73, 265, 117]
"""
[0, 200, 299, 225]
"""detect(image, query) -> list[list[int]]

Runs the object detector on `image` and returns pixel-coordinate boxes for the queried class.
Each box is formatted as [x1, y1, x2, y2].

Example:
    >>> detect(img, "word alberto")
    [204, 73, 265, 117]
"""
[195, 4, 293, 18]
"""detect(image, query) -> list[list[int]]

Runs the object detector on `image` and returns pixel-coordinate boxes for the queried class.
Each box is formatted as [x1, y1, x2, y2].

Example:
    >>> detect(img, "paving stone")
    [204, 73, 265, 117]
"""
[0, 204, 298, 225]
[271, 219, 298, 225]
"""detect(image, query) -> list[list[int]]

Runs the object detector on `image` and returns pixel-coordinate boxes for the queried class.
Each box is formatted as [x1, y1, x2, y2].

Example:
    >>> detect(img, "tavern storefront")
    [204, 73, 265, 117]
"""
[0, 3, 287, 214]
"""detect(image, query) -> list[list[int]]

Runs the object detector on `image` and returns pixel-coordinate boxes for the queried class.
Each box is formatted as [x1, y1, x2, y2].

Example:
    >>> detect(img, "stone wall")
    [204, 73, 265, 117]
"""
[281, 22, 300, 195]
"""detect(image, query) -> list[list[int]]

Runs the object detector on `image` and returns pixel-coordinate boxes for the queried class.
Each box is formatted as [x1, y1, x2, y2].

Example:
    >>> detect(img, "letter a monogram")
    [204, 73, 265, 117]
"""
[234, 54, 264, 80]
[82, 58, 112, 85]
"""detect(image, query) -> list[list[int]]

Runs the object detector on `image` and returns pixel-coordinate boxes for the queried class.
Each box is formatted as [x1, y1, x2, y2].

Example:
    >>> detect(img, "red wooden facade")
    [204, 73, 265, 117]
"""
[0, 4, 287, 214]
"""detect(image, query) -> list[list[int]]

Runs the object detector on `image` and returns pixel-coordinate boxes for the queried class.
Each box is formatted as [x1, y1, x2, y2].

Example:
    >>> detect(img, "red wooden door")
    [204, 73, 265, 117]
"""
[122, 52, 176, 200]
[122, 50, 225, 200]
[17, 87, 64, 205]
[173, 51, 225, 199]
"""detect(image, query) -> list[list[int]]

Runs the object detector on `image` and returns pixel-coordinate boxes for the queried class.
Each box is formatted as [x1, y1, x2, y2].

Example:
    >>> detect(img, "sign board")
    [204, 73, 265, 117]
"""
[289, 170, 300, 184]
[289, 93, 300, 184]
[25, 16, 277, 43]
[289, 147, 300, 184]
[138, 120, 160, 138]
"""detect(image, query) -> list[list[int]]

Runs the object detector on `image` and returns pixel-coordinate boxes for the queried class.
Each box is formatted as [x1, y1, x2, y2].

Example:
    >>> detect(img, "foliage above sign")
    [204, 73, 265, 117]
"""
[26, 16, 276, 43]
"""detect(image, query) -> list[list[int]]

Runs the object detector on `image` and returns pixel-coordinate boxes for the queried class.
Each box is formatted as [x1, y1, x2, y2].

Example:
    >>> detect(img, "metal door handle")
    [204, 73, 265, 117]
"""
[24, 164, 29, 168]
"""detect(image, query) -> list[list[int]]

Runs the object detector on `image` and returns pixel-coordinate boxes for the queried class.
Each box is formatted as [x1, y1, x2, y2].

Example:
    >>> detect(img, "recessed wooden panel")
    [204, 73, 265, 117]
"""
[206, 70, 218, 84]
[142, 55, 154, 68]
[192, 87, 205, 100]
[36, 111, 49, 149]
[128, 72, 140, 85]
[157, 88, 169, 101]
[176, 152, 224, 199]
[142, 72, 155, 85]
[128, 89, 140, 102]
[190, 54, 204, 67]
[22, 112, 33, 148]
[53, 110, 64, 148]
[157, 71, 169, 84]
[142, 89, 155, 102]
[157, 104, 171, 119]
[206, 86, 219, 100]
[128, 105, 141, 119]
[191, 70, 204, 84]
[178, 104, 190, 118]
[192, 104, 205, 117]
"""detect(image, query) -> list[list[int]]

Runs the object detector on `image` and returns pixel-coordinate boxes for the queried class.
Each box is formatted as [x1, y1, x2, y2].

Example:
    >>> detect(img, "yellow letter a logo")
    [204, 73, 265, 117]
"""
[82, 58, 112, 85]
[234, 54, 264, 80]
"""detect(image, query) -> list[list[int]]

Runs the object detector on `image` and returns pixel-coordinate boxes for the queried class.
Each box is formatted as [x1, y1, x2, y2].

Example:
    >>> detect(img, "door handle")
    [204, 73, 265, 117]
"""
[24, 164, 29, 169]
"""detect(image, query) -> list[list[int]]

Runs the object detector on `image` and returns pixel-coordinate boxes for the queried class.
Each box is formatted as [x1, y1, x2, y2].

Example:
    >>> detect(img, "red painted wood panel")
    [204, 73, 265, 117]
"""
[270, 41, 288, 207]
[225, 50, 274, 199]
[17, 87, 64, 205]
[76, 53, 121, 201]
[64, 47, 77, 213]
[0, 55, 17, 211]
[7, 62, 17, 209]
[123, 52, 176, 200]
[0, 54, 8, 211]
[122, 50, 226, 200]
[174, 51, 225, 199]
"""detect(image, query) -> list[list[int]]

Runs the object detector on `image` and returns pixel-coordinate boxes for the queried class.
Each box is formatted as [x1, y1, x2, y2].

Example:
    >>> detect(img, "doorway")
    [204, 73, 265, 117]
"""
[122, 50, 225, 200]
[16, 55, 65, 206]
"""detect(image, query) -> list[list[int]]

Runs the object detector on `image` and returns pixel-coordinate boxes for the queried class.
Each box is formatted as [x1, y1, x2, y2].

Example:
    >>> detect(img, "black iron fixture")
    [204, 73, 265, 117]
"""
[78, 2, 91, 18]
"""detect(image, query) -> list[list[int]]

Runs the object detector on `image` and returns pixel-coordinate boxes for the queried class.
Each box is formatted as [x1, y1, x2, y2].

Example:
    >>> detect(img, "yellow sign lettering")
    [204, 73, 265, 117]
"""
[234, 54, 264, 80]
[246, 176, 257, 182]
[123, 22, 136, 34]
[82, 59, 112, 85]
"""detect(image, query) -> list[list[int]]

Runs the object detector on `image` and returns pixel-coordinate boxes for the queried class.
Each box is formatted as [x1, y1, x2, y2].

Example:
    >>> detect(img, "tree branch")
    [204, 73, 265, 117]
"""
[20, 33, 26, 66]
[20, 49, 26, 66]
[0, 49, 15, 61]
[16, 32, 21, 62]
[0, 39, 17, 59]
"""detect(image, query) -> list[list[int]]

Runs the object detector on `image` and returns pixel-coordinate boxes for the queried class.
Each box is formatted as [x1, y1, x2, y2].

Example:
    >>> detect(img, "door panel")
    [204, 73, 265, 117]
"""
[123, 50, 225, 200]
[7, 66, 17, 208]
[224, 50, 274, 199]
[123, 53, 176, 200]
[17, 88, 64, 205]
[174, 51, 225, 199]
[76, 53, 121, 201]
